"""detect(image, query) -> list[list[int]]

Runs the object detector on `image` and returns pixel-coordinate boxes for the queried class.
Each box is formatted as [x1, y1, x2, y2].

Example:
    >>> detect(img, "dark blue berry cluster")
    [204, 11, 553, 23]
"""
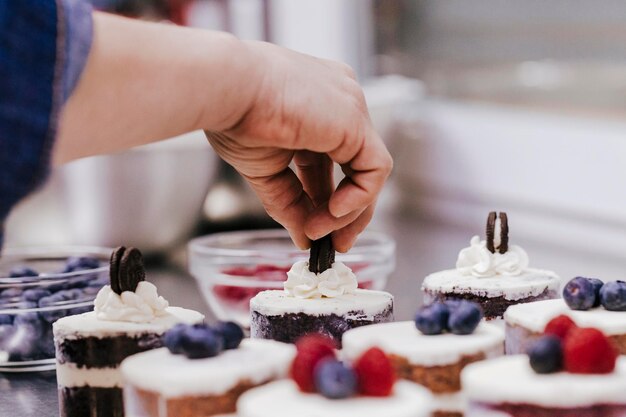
[0, 257, 105, 362]
[414, 300, 483, 335]
[563, 277, 626, 311]
[162, 321, 244, 359]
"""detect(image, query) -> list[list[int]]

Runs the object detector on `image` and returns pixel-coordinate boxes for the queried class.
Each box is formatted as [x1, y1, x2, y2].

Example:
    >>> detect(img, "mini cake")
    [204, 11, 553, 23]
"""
[463, 323, 625, 417]
[122, 322, 295, 417]
[342, 301, 504, 417]
[250, 236, 393, 346]
[505, 277, 626, 354]
[422, 212, 561, 320]
[53, 247, 204, 417]
[237, 334, 432, 417]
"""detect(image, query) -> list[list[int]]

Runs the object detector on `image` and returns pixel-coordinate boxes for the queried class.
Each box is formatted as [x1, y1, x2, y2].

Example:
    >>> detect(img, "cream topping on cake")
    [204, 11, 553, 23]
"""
[462, 355, 626, 407]
[56, 362, 123, 388]
[94, 282, 169, 323]
[456, 236, 529, 277]
[504, 298, 626, 334]
[121, 339, 295, 397]
[284, 261, 357, 299]
[53, 307, 204, 339]
[237, 380, 432, 417]
[250, 289, 393, 319]
[342, 321, 504, 367]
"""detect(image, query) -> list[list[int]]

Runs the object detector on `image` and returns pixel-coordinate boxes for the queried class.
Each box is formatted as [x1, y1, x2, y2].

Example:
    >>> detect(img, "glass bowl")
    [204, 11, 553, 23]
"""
[188, 230, 396, 327]
[0, 246, 112, 372]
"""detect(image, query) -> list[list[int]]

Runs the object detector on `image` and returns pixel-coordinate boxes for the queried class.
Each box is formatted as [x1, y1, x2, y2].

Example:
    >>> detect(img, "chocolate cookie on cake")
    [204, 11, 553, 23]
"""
[505, 277, 626, 354]
[422, 212, 561, 320]
[463, 321, 626, 416]
[250, 236, 393, 346]
[122, 322, 295, 417]
[53, 247, 204, 417]
[236, 334, 433, 417]
[342, 301, 504, 417]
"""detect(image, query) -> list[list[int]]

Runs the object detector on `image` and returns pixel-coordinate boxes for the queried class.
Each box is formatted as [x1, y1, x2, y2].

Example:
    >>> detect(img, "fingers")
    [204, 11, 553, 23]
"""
[327, 126, 393, 218]
[303, 202, 364, 241]
[333, 205, 375, 253]
[293, 151, 334, 207]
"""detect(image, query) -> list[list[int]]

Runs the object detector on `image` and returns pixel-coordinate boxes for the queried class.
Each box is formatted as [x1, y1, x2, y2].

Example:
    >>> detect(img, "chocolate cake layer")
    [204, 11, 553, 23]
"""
[433, 412, 463, 417]
[59, 386, 123, 417]
[126, 379, 267, 417]
[424, 288, 557, 319]
[389, 351, 486, 394]
[55, 333, 163, 368]
[251, 306, 393, 346]
[474, 402, 626, 417]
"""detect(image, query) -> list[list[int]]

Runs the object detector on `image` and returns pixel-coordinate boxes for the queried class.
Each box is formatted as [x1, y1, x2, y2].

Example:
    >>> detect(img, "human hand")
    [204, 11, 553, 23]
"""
[206, 41, 392, 252]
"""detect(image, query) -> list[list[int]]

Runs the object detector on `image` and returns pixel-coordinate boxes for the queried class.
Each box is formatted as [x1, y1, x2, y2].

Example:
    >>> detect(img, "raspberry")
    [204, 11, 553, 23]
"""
[544, 315, 577, 340]
[354, 347, 396, 396]
[290, 334, 337, 392]
[563, 327, 618, 374]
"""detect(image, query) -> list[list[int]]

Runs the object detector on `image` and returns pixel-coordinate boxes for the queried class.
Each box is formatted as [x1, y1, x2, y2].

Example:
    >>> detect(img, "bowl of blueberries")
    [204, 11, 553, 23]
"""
[188, 229, 396, 328]
[0, 246, 112, 372]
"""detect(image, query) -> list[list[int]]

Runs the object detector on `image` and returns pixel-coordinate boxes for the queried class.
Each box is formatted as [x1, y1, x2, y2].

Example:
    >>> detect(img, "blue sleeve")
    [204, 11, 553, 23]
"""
[0, 0, 93, 244]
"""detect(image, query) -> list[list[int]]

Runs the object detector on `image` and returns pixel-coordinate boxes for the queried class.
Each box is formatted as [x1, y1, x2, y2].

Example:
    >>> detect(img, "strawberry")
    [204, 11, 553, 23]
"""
[544, 315, 577, 340]
[290, 334, 337, 392]
[563, 327, 618, 374]
[354, 347, 396, 396]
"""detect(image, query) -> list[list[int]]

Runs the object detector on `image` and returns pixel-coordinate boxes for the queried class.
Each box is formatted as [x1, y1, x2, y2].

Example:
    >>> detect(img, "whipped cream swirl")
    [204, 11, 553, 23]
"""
[284, 261, 357, 299]
[94, 281, 169, 322]
[456, 236, 529, 277]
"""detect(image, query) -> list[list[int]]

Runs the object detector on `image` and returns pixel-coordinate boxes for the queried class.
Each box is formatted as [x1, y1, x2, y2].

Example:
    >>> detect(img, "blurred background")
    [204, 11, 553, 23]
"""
[5, 0, 626, 317]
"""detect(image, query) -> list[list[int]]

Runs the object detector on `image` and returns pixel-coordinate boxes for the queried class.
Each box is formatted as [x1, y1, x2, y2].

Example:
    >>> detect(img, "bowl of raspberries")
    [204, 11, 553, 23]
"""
[0, 246, 112, 371]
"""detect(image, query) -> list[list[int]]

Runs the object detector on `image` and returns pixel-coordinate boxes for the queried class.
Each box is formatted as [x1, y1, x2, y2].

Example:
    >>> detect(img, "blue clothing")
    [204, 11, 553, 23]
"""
[0, 0, 93, 244]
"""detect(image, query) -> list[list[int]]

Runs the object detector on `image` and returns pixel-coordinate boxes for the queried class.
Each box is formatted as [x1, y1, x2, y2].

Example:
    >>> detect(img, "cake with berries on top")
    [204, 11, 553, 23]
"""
[342, 301, 504, 417]
[505, 277, 626, 354]
[422, 212, 561, 321]
[53, 247, 204, 417]
[236, 334, 432, 417]
[463, 321, 626, 417]
[121, 322, 295, 417]
[250, 236, 393, 346]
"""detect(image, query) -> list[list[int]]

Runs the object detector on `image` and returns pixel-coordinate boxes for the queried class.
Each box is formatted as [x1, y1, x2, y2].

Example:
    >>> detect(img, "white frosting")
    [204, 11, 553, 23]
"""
[250, 289, 393, 319]
[94, 283, 169, 323]
[237, 380, 432, 417]
[56, 362, 123, 388]
[462, 355, 626, 407]
[342, 321, 504, 367]
[284, 261, 357, 299]
[53, 307, 204, 339]
[121, 339, 295, 398]
[504, 298, 626, 335]
[457, 236, 530, 277]
[422, 268, 560, 301]
[432, 391, 466, 413]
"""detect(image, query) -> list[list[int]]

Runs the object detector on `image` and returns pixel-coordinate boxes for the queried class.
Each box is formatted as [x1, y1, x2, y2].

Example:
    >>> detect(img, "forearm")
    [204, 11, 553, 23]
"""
[54, 12, 256, 164]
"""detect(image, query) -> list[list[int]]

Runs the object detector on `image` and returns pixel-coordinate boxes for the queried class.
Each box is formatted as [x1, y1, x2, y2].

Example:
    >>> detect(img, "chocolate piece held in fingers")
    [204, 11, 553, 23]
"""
[118, 247, 146, 293]
[308, 235, 335, 274]
[498, 212, 509, 254]
[109, 246, 126, 295]
[486, 212, 497, 253]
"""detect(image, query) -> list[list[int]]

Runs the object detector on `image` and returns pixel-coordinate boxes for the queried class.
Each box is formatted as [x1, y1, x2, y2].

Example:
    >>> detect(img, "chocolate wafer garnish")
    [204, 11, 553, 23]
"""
[108, 246, 146, 294]
[308, 235, 335, 274]
[498, 212, 509, 254]
[486, 212, 497, 253]
[485, 212, 509, 254]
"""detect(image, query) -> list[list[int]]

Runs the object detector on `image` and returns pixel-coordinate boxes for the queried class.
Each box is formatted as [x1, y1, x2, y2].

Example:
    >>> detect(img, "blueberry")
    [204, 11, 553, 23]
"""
[415, 303, 449, 335]
[0, 324, 15, 344]
[0, 314, 12, 325]
[528, 335, 563, 374]
[600, 281, 626, 311]
[69, 305, 93, 316]
[563, 277, 597, 311]
[588, 278, 605, 307]
[63, 256, 100, 273]
[447, 301, 483, 335]
[7, 322, 43, 361]
[179, 324, 224, 359]
[8, 266, 38, 278]
[22, 289, 52, 302]
[0, 288, 23, 300]
[82, 286, 102, 297]
[38, 294, 69, 323]
[163, 323, 189, 354]
[314, 359, 357, 399]
[214, 321, 244, 350]
[14, 312, 46, 340]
